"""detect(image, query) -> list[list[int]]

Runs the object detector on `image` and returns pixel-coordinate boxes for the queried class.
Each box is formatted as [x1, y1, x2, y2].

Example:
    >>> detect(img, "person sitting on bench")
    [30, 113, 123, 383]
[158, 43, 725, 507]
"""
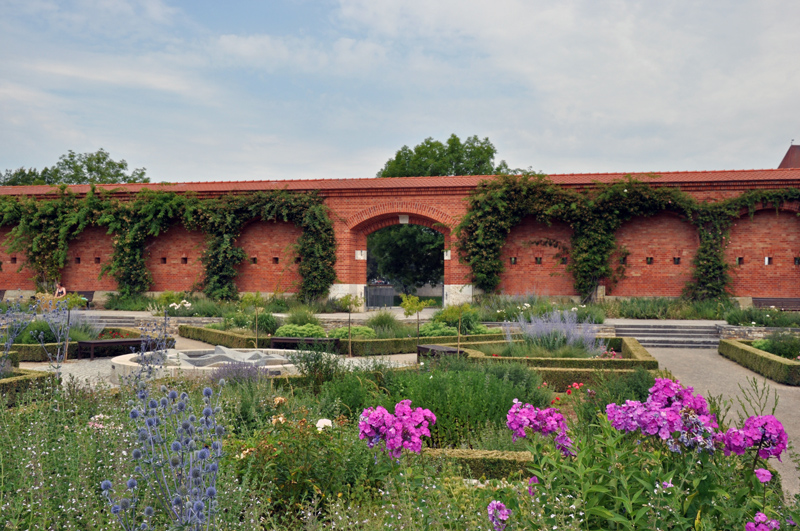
[54, 282, 67, 299]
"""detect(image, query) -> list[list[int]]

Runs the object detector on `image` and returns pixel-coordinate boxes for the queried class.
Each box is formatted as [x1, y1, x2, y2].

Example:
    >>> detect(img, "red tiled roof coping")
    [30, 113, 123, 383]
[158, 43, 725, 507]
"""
[3, 167, 800, 197]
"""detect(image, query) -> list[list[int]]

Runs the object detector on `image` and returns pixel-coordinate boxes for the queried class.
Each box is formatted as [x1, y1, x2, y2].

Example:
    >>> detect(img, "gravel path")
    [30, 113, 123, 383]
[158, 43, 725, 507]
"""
[649, 347, 800, 498]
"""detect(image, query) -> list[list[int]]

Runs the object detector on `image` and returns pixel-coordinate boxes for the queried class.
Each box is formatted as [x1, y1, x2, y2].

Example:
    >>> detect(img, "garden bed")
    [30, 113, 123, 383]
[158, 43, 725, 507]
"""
[13, 328, 170, 362]
[178, 324, 516, 355]
[718, 339, 800, 386]
[0, 368, 56, 406]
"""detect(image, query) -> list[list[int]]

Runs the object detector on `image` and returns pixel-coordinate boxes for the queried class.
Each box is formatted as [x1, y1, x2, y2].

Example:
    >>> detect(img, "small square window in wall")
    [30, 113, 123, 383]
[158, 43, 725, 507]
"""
[737, 257, 744, 266]
[561, 257, 568, 265]
[510, 257, 517, 265]
[160, 257, 167, 264]
[765, 257, 773, 266]
[295, 257, 302, 264]
[646, 257, 653, 265]
[10, 257, 16, 264]
[75, 257, 81, 264]
[181, 257, 188, 265]
[273, 257, 280, 264]
[94, 257, 101, 264]
[620, 256, 627, 265]
[535, 257, 542, 265]
[250, 257, 257, 265]
[795, 257, 800, 266]
[673, 257, 681, 265]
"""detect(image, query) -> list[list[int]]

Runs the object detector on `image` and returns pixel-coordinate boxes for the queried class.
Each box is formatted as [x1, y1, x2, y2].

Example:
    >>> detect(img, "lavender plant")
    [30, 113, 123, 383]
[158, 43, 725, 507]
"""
[103, 382, 226, 530]
[0, 297, 34, 377]
[507, 308, 605, 356]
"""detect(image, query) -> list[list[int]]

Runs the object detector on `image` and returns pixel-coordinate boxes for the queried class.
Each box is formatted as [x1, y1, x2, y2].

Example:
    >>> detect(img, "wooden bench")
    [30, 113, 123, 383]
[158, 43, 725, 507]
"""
[752, 298, 800, 311]
[77, 338, 143, 361]
[269, 337, 340, 350]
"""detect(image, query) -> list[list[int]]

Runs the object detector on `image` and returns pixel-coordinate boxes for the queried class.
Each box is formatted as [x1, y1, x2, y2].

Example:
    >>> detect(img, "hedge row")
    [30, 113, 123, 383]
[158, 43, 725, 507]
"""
[178, 325, 514, 355]
[0, 368, 56, 407]
[461, 337, 658, 372]
[718, 339, 800, 386]
[178, 326, 271, 348]
[14, 328, 163, 362]
[423, 448, 533, 480]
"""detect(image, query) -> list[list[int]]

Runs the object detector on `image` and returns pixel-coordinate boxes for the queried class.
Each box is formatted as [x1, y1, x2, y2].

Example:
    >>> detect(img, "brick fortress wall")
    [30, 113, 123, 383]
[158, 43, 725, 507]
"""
[2, 172, 800, 299]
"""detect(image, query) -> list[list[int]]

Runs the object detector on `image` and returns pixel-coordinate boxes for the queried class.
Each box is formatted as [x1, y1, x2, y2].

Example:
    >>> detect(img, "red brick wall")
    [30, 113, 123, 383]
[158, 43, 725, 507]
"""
[144, 225, 206, 292]
[0, 227, 35, 291]
[497, 217, 578, 296]
[234, 220, 303, 293]
[725, 209, 800, 297]
[610, 213, 699, 297]
[61, 226, 118, 291]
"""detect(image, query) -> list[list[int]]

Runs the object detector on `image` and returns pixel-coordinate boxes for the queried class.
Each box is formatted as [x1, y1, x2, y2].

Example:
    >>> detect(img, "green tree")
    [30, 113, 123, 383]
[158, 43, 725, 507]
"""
[2, 148, 150, 186]
[370, 134, 531, 294]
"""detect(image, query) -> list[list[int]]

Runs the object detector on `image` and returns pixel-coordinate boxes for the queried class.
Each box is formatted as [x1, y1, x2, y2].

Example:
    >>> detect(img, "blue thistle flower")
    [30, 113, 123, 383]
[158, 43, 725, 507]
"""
[111, 505, 121, 514]
[193, 501, 205, 513]
[202, 387, 213, 398]
[197, 448, 209, 460]
[130, 410, 140, 419]
[144, 506, 154, 517]
[126, 478, 138, 490]
[172, 496, 182, 506]
[168, 390, 178, 400]
[100, 480, 113, 491]
[171, 441, 182, 452]
[148, 399, 158, 409]
[190, 467, 202, 479]
[176, 401, 186, 411]
[120, 498, 131, 510]
[160, 397, 168, 408]
[202, 407, 212, 418]
[132, 449, 142, 460]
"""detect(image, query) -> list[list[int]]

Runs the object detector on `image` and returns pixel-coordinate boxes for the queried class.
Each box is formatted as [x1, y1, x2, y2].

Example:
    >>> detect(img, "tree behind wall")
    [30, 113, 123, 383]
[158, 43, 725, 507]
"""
[2, 148, 150, 186]
[370, 134, 531, 294]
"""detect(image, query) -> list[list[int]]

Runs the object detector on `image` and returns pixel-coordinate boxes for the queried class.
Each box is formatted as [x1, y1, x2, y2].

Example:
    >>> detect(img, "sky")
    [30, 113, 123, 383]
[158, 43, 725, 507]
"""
[2, 0, 799, 183]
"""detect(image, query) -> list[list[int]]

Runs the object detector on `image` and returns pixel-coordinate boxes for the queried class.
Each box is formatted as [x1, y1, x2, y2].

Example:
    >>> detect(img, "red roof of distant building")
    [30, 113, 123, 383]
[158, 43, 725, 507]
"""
[3, 168, 800, 198]
[779, 145, 800, 168]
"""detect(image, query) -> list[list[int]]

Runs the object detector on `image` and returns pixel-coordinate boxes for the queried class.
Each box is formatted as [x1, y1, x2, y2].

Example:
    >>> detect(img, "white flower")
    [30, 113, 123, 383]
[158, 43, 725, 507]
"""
[752, 322, 756, 325]
[571, 307, 578, 312]
[766, 315, 770, 318]
[623, 189, 627, 193]
[169, 303, 178, 309]
[316, 419, 333, 432]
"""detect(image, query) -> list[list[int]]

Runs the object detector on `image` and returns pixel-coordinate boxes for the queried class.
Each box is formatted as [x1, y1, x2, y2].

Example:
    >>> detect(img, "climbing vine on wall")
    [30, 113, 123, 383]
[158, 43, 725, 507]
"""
[0, 188, 337, 300]
[457, 174, 800, 300]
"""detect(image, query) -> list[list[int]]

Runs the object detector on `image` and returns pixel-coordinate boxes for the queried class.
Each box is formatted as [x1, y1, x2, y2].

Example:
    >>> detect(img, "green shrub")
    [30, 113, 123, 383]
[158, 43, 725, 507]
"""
[17, 320, 56, 344]
[724, 307, 800, 327]
[751, 331, 800, 360]
[103, 293, 154, 311]
[264, 296, 290, 313]
[328, 326, 376, 339]
[253, 312, 280, 335]
[274, 324, 326, 338]
[419, 322, 458, 337]
[719, 339, 800, 385]
[286, 347, 343, 393]
[434, 304, 482, 334]
[286, 307, 321, 326]
[365, 310, 401, 330]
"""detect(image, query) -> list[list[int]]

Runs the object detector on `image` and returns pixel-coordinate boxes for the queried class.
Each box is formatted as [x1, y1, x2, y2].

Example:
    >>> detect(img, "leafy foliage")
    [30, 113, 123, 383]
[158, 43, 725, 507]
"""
[367, 225, 444, 293]
[0, 188, 336, 300]
[2, 148, 149, 186]
[458, 174, 800, 300]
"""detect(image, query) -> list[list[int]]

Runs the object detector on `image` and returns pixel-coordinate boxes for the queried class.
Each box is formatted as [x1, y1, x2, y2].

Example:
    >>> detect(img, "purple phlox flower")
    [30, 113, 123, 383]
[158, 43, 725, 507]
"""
[487, 500, 511, 531]
[721, 415, 788, 461]
[755, 468, 773, 483]
[745, 512, 781, 531]
[359, 400, 436, 458]
[507, 401, 574, 456]
[528, 476, 539, 496]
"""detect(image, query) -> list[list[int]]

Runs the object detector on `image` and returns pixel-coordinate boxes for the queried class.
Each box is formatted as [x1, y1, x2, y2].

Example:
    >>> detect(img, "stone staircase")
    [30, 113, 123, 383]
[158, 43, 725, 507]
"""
[74, 312, 139, 329]
[613, 323, 720, 349]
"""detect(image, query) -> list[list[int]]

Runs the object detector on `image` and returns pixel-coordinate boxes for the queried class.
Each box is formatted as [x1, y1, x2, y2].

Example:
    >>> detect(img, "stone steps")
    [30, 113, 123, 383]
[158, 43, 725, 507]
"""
[614, 324, 719, 349]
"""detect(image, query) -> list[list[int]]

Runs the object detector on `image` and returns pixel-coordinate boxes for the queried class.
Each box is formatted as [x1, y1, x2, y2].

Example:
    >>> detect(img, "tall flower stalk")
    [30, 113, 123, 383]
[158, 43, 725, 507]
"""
[0, 297, 34, 377]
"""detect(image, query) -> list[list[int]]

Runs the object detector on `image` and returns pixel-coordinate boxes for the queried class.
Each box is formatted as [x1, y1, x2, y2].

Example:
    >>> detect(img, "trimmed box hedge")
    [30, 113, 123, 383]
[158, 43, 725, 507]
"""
[0, 368, 56, 407]
[14, 328, 166, 362]
[423, 448, 534, 480]
[178, 325, 511, 355]
[718, 339, 800, 386]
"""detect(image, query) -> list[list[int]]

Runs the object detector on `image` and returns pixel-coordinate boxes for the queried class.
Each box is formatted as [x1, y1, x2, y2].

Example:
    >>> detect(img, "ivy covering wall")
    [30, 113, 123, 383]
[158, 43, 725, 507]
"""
[0, 187, 336, 300]
[457, 174, 800, 300]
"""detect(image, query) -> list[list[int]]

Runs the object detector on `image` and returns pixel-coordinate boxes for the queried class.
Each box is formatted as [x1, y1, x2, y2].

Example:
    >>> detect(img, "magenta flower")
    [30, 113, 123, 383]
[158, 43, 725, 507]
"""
[359, 400, 436, 459]
[487, 500, 511, 531]
[745, 512, 781, 531]
[507, 400, 574, 456]
[721, 415, 788, 461]
[528, 476, 539, 496]
[755, 468, 773, 483]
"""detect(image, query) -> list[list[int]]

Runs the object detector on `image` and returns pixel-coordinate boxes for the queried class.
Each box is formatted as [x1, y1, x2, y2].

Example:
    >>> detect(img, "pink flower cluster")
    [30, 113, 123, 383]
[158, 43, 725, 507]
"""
[487, 500, 511, 531]
[358, 399, 436, 459]
[745, 512, 781, 531]
[506, 399, 574, 456]
[720, 415, 788, 461]
[606, 378, 718, 445]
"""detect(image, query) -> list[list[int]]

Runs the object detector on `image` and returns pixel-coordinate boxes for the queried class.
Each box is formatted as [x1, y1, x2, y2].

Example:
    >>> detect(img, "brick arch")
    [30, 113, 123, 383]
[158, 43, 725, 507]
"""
[735, 201, 800, 218]
[347, 202, 458, 233]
